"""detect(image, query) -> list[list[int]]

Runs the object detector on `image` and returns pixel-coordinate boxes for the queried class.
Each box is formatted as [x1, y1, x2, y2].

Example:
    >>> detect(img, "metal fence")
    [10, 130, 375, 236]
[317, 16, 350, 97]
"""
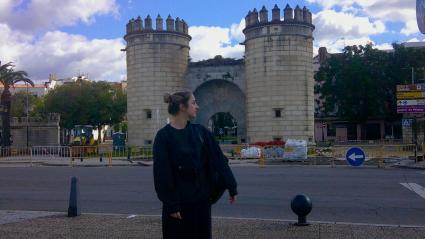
[0, 142, 418, 166]
[0, 146, 153, 161]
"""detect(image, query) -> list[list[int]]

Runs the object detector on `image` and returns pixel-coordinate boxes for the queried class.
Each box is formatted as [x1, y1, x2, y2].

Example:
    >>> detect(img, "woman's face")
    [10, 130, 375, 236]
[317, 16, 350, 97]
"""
[181, 94, 199, 119]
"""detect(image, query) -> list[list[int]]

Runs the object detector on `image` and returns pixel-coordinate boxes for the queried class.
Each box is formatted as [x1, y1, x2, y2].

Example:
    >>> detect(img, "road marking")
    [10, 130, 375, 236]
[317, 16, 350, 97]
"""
[400, 183, 425, 199]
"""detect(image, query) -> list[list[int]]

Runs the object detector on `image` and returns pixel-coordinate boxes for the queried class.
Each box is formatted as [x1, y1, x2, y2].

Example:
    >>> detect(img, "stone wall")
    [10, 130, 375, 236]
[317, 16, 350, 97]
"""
[10, 114, 60, 147]
[125, 15, 191, 146]
[243, 4, 315, 143]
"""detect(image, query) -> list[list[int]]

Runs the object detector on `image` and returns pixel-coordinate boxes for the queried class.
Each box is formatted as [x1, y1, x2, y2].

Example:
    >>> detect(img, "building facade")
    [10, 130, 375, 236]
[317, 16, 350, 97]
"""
[125, 4, 315, 146]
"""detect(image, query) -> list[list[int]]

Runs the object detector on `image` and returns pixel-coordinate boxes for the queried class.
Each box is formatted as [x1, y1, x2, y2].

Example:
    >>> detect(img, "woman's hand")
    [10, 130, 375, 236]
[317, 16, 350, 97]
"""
[170, 212, 182, 219]
[229, 195, 237, 204]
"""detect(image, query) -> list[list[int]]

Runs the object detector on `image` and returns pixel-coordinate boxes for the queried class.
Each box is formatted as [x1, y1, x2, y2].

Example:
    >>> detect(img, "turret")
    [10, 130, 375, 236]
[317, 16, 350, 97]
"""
[156, 14, 163, 31]
[294, 5, 303, 22]
[302, 7, 308, 23]
[245, 10, 252, 27]
[251, 8, 259, 25]
[272, 4, 280, 22]
[259, 6, 268, 23]
[242, 4, 315, 143]
[126, 18, 133, 34]
[130, 18, 137, 32]
[123, 14, 191, 147]
[306, 9, 312, 24]
[166, 15, 174, 31]
[135, 16, 142, 31]
[145, 15, 152, 30]
[175, 17, 184, 33]
[284, 4, 293, 21]
[182, 19, 188, 34]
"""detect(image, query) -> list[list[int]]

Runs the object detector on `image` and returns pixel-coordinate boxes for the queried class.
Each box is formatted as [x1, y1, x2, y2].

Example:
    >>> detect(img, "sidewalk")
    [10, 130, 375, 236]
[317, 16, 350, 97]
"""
[0, 211, 424, 239]
[0, 157, 421, 169]
[393, 159, 425, 170]
[0, 158, 259, 167]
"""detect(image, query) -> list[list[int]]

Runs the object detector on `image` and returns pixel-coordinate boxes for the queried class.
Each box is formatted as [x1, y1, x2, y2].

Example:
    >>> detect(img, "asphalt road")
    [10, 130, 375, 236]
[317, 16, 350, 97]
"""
[0, 166, 424, 225]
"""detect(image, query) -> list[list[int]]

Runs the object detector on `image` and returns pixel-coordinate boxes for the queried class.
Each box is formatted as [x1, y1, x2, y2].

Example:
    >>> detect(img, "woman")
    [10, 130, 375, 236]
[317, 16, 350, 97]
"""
[153, 91, 238, 239]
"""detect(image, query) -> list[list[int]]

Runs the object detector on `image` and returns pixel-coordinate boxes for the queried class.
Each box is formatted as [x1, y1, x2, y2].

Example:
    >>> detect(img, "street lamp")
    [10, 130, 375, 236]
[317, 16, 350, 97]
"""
[26, 82, 29, 147]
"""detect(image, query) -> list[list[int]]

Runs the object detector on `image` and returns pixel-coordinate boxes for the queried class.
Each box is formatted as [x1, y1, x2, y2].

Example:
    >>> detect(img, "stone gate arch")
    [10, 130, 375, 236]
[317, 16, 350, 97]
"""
[193, 79, 246, 141]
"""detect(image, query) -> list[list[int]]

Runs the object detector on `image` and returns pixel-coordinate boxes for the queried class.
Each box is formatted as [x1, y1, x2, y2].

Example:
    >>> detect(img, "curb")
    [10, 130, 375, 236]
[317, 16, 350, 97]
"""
[3, 210, 425, 229]
[392, 165, 425, 170]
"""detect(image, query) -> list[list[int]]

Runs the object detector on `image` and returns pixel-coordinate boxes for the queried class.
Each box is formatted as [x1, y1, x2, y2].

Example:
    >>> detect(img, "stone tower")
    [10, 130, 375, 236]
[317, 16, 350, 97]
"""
[124, 14, 191, 146]
[243, 4, 315, 143]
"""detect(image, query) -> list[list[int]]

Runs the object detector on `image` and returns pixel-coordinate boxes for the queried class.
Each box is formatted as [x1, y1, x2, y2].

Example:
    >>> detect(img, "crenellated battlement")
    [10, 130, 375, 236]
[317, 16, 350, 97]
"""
[244, 3, 313, 31]
[125, 14, 189, 36]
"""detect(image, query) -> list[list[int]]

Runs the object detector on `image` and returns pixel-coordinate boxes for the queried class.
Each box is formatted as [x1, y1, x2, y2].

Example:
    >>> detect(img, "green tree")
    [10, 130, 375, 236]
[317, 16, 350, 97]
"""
[10, 91, 44, 117]
[44, 80, 127, 143]
[0, 62, 34, 147]
[315, 43, 425, 126]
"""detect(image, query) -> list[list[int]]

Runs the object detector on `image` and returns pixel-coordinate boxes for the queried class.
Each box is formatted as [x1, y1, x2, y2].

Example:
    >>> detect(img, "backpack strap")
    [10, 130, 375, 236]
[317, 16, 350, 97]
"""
[193, 124, 204, 145]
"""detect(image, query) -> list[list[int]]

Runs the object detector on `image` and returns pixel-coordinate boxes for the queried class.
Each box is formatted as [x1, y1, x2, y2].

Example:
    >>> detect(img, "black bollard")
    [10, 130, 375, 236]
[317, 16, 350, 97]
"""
[68, 176, 81, 217]
[291, 194, 312, 226]
[127, 147, 133, 163]
[127, 147, 131, 160]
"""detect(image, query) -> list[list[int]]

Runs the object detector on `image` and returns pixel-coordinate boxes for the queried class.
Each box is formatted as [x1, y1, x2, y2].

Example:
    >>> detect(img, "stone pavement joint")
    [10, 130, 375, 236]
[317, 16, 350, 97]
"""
[0, 211, 424, 239]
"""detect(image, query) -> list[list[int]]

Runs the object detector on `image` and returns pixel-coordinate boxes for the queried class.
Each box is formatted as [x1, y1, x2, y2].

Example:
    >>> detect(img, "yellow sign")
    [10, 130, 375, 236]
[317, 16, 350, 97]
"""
[397, 91, 425, 99]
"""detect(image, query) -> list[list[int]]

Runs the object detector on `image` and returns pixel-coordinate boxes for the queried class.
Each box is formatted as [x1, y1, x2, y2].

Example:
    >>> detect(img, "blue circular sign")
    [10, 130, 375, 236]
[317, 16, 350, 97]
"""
[345, 147, 365, 167]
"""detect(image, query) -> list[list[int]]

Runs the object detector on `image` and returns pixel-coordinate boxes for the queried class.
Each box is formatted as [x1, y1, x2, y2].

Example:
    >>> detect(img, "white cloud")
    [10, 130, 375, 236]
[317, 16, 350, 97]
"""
[401, 20, 420, 35]
[314, 37, 375, 54]
[374, 42, 393, 50]
[407, 38, 425, 42]
[189, 25, 244, 61]
[312, 10, 385, 53]
[0, 0, 119, 32]
[0, 24, 33, 62]
[0, 0, 124, 82]
[0, 23, 126, 81]
[307, 0, 419, 35]
[229, 19, 245, 42]
[314, 10, 386, 41]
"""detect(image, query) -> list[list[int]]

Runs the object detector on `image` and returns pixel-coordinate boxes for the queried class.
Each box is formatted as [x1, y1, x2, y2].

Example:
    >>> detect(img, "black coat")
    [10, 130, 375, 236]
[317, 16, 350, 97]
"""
[153, 123, 238, 214]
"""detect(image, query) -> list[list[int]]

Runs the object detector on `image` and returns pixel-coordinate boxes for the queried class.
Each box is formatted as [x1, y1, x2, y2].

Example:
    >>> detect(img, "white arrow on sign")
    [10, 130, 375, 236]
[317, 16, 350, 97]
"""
[349, 153, 364, 161]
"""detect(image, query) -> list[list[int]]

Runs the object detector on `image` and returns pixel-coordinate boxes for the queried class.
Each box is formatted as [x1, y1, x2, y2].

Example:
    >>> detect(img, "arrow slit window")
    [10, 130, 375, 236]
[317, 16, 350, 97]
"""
[274, 108, 283, 118]
[144, 109, 152, 119]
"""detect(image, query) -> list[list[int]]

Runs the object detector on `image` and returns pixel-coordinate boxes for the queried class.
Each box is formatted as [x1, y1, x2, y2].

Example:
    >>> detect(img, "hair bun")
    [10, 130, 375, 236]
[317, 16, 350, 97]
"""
[163, 93, 172, 103]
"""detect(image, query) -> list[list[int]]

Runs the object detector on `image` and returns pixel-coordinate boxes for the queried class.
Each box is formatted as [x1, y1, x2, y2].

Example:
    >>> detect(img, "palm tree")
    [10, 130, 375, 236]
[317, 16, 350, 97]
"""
[0, 62, 34, 148]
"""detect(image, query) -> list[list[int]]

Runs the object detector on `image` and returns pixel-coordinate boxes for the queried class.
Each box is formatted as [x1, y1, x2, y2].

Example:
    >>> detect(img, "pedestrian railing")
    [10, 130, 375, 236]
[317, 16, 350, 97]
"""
[0, 145, 153, 161]
[1, 142, 419, 168]
[32, 146, 72, 159]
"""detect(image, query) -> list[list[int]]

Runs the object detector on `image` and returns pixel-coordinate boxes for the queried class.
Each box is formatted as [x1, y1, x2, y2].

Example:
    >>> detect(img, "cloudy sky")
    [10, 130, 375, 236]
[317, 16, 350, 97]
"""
[0, 0, 424, 82]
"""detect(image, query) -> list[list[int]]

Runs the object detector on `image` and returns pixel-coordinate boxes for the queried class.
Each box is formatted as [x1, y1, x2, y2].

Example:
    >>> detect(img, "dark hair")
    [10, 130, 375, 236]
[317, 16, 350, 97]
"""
[163, 91, 192, 115]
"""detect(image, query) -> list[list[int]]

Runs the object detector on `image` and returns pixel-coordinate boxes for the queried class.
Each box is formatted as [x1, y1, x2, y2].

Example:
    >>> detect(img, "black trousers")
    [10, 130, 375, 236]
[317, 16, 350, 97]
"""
[162, 202, 212, 239]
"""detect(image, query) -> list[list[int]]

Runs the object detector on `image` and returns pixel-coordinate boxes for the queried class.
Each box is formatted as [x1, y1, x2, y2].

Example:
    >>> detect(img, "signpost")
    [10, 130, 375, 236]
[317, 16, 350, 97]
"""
[396, 83, 425, 162]
[346, 147, 365, 167]
[396, 91, 425, 99]
[402, 119, 414, 127]
[397, 99, 425, 106]
[397, 107, 425, 113]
